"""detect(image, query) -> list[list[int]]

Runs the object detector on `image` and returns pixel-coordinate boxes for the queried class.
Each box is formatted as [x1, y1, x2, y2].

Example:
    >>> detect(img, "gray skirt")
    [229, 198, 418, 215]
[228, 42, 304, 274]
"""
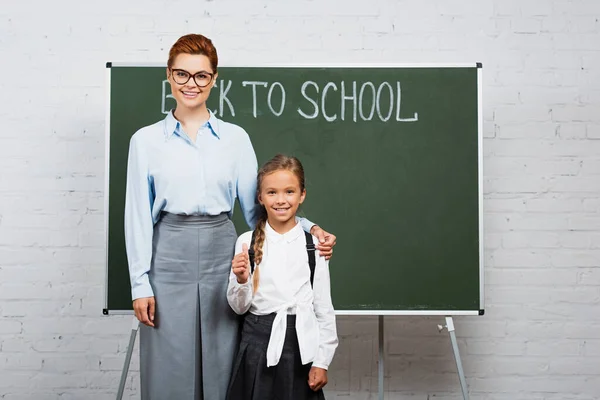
[140, 212, 239, 400]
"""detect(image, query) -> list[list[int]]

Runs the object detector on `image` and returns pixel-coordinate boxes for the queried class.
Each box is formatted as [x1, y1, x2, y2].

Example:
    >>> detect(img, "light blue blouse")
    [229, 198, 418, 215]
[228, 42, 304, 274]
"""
[124, 111, 314, 300]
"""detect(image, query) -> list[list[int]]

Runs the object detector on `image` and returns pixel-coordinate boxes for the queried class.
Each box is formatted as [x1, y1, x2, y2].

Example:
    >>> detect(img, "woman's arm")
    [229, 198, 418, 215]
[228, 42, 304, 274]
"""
[235, 131, 260, 230]
[311, 251, 339, 370]
[124, 133, 155, 301]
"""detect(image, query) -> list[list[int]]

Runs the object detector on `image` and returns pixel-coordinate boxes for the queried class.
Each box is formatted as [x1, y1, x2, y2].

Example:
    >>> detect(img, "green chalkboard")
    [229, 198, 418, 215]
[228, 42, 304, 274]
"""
[105, 64, 483, 315]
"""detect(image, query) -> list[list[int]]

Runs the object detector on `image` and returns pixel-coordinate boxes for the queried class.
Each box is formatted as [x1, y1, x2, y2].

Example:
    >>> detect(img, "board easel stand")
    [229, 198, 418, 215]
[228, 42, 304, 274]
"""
[377, 315, 471, 400]
[116, 317, 139, 400]
[117, 314, 471, 400]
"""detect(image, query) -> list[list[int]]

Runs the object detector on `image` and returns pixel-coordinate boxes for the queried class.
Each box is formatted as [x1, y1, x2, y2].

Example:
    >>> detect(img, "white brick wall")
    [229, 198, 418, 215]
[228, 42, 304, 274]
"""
[1, 0, 599, 398]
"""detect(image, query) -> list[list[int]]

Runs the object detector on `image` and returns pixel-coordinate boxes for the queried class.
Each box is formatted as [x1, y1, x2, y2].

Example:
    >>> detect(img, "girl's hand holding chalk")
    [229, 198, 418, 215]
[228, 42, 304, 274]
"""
[232, 243, 250, 284]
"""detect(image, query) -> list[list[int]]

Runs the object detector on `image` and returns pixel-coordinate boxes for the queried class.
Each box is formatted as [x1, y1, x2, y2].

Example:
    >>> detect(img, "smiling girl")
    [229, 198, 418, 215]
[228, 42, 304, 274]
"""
[227, 154, 338, 400]
[124, 34, 337, 400]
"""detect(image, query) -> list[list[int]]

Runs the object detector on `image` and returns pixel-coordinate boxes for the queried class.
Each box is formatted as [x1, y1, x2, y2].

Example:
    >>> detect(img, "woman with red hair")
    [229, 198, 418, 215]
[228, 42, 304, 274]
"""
[124, 34, 337, 400]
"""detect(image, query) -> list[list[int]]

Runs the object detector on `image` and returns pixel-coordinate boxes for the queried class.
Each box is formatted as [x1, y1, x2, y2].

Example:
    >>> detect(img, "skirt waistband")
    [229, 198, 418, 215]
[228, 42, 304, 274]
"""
[159, 211, 229, 226]
[245, 313, 297, 328]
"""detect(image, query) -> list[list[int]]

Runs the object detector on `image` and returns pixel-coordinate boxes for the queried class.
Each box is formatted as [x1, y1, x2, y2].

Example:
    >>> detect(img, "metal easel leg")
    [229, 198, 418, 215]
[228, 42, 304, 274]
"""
[445, 316, 470, 400]
[117, 317, 140, 400]
[378, 315, 384, 400]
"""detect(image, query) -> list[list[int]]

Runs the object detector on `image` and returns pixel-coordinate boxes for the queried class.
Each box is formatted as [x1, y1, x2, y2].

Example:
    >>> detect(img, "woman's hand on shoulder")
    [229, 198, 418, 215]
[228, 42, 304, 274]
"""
[232, 243, 250, 284]
[310, 225, 337, 260]
[133, 297, 156, 327]
[308, 366, 328, 391]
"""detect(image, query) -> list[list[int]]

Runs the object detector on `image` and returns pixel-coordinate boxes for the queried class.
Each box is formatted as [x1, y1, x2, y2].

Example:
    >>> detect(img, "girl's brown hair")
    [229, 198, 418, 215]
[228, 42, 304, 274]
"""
[167, 33, 218, 73]
[252, 154, 306, 293]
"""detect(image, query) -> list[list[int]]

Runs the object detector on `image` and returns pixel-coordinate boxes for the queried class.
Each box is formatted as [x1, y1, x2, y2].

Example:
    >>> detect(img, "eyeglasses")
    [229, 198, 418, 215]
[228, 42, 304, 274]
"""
[169, 68, 215, 87]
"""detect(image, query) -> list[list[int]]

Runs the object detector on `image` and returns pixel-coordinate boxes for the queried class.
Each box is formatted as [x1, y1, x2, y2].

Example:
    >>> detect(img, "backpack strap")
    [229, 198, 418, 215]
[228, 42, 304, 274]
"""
[248, 230, 257, 274]
[305, 231, 316, 287]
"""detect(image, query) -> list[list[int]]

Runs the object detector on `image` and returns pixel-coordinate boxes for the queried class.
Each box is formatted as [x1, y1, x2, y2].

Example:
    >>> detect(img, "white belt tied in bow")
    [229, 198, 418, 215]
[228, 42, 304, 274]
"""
[266, 302, 319, 367]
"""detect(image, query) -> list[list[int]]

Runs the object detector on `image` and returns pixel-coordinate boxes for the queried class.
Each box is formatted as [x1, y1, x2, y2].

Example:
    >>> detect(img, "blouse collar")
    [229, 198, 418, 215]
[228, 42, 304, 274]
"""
[265, 221, 303, 244]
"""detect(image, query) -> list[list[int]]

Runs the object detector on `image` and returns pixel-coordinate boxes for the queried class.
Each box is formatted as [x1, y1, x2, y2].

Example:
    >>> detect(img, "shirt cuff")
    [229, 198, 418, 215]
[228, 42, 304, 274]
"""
[311, 363, 328, 370]
[297, 217, 316, 234]
[131, 279, 154, 300]
[232, 278, 252, 289]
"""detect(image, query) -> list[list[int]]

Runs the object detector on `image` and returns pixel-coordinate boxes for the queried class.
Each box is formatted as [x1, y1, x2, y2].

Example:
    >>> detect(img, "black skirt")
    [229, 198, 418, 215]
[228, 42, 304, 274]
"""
[227, 313, 326, 400]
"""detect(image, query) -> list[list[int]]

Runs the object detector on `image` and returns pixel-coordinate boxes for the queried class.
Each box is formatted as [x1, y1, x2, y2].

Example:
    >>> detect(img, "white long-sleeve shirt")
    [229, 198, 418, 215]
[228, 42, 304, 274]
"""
[227, 222, 338, 370]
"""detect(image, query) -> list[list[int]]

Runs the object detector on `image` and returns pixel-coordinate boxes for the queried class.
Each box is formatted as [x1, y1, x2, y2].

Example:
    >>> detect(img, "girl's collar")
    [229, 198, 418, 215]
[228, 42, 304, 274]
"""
[265, 221, 303, 243]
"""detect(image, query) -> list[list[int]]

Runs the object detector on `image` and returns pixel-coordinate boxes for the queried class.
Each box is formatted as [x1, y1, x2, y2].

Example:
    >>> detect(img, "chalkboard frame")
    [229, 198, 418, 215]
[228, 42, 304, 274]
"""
[103, 63, 484, 316]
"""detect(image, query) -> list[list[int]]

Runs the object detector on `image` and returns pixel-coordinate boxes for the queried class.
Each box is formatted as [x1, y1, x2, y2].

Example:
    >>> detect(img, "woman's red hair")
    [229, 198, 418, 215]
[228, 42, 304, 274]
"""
[167, 34, 218, 73]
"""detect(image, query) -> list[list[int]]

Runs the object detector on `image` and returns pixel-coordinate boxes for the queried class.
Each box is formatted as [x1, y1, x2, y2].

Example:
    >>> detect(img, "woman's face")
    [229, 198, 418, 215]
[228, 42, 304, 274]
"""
[167, 53, 217, 111]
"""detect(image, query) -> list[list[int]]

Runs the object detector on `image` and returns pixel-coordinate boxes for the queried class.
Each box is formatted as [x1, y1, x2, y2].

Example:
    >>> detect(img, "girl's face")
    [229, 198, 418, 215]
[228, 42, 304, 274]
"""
[258, 170, 306, 233]
[167, 53, 217, 111]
